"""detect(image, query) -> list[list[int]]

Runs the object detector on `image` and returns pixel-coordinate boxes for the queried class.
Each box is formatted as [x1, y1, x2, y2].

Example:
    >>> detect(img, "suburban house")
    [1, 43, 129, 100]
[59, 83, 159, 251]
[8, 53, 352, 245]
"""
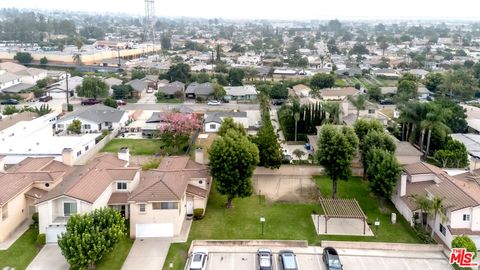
[0, 112, 37, 132]
[0, 72, 22, 92]
[450, 134, 480, 170]
[224, 85, 258, 101]
[47, 76, 83, 99]
[126, 79, 147, 98]
[341, 99, 389, 126]
[142, 112, 163, 138]
[129, 156, 210, 238]
[0, 113, 99, 165]
[55, 104, 129, 134]
[392, 162, 480, 248]
[372, 68, 400, 78]
[185, 82, 214, 99]
[158, 81, 186, 98]
[142, 75, 160, 90]
[104, 77, 123, 96]
[319, 87, 359, 101]
[204, 111, 248, 132]
[0, 156, 72, 243]
[292, 84, 312, 97]
[36, 152, 138, 243]
[14, 67, 48, 85]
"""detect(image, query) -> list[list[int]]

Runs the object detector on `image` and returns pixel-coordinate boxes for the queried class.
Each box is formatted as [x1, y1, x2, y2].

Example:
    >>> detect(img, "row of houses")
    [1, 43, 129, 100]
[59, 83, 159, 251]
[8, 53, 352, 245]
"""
[0, 152, 210, 243]
[158, 81, 258, 101]
[0, 62, 47, 93]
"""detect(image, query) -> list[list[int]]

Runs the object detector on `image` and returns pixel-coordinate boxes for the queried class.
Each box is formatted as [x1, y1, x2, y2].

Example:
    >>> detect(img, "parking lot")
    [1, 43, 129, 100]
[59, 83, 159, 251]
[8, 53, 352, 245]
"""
[189, 243, 453, 270]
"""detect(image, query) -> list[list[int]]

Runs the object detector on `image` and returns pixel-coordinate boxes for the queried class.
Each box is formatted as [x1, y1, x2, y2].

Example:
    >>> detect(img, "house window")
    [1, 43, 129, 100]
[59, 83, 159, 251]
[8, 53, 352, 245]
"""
[209, 124, 216, 129]
[85, 145, 89, 151]
[76, 151, 82, 157]
[117, 182, 128, 190]
[2, 203, 8, 220]
[57, 124, 64, 129]
[84, 124, 91, 130]
[63, 202, 77, 216]
[463, 214, 471, 221]
[152, 202, 161, 210]
[368, 109, 375, 114]
[139, 204, 146, 212]
[161, 202, 178, 209]
[439, 223, 446, 236]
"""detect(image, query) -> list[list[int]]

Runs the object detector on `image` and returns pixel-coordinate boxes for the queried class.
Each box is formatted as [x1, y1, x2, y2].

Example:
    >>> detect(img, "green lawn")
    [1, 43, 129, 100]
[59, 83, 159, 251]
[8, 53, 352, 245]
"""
[96, 238, 134, 270]
[163, 176, 421, 269]
[102, 139, 163, 155]
[0, 227, 40, 270]
[315, 176, 420, 243]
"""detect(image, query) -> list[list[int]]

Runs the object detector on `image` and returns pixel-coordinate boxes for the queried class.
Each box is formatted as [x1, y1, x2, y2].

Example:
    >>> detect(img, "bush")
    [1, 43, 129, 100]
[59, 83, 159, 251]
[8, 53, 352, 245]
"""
[452, 235, 477, 259]
[3, 105, 19, 115]
[413, 225, 436, 244]
[142, 159, 161, 171]
[36, 233, 46, 246]
[195, 96, 204, 103]
[193, 208, 204, 220]
[104, 98, 118, 108]
[32, 212, 39, 224]
[67, 104, 73, 112]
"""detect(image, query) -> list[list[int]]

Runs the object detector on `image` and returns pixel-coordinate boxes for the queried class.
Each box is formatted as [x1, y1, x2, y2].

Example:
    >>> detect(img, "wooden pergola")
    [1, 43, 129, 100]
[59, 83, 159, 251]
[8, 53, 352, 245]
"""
[319, 198, 368, 235]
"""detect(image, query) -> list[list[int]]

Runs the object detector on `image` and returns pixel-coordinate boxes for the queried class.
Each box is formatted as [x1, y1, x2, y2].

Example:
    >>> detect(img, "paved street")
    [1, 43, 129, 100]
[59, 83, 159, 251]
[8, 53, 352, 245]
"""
[26, 244, 68, 270]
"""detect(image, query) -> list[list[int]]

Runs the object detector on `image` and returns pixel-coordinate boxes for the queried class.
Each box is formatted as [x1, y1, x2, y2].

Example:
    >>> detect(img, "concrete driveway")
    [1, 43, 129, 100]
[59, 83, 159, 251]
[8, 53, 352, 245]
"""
[121, 238, 172, 270]
[26, 244, 68, 270]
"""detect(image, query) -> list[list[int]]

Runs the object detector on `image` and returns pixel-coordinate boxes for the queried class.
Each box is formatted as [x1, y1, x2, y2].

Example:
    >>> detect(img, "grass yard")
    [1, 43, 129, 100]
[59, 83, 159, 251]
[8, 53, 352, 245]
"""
[102, 139, 164, 155]
[0, 227, 40, 270]
[96, 237, 134, 270]
[157, 98, 183, 104]
[315, 176, 420, 243]
[163, 176, 421, 269]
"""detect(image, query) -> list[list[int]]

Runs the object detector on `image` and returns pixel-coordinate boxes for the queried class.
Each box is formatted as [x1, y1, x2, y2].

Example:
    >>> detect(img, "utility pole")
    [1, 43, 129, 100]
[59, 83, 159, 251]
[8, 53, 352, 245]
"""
[65, 72, 70, 111]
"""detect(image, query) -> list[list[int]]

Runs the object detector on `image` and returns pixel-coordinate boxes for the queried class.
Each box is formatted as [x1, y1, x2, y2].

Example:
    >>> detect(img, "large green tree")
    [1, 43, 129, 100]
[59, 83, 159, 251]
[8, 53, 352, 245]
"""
[366, 148, 401, 199]
[76, 77, 109, 99]
[67, 119, 82, 134]
[112, 85, 133, 100]
[218, 117, 246, 136]
[397, 79, 418, 102]
[353, 118, 384, 143]
[424, 72, 444, 93]
[254, 123, 282, 169]
[440, 69, 476, 100]
[433, 138, 469, 168]
[420, 103, 451, 157]
[166, 63, 191, 83]
[452, 236, 478, 262]
[310, 73, 335, 90]
[14, 52, 33, 64]
[58, 208, 126, 270]
[348, 94, 368, 118]
[316, 125, 359, 198]
[228, 68, 245, 86]
[361, 130, 396, 179]
[208, 129, 259, 208]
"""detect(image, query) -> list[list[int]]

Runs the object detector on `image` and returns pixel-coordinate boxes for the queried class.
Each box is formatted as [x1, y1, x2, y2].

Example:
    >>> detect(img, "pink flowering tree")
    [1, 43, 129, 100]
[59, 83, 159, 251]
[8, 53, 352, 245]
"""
[155, 113, 201, 154]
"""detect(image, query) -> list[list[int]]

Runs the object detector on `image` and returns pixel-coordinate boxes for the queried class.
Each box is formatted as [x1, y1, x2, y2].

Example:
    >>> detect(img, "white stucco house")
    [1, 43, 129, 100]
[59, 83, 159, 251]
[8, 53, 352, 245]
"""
[203, 111, 249, 133]
[392, 162, 480, 249]
[55, 104, 129, 134]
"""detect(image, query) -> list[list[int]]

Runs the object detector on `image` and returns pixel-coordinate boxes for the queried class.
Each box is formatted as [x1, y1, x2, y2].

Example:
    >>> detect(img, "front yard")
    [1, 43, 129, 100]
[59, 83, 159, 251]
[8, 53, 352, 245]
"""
[163, 176, 420, 270]
[0, 227, 40, 270]
[96, 238, 134, 270]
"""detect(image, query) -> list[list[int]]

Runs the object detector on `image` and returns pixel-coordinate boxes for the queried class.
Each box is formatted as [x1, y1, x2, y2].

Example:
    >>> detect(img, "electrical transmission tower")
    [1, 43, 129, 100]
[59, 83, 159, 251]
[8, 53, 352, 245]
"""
[144, 0, 156, 54]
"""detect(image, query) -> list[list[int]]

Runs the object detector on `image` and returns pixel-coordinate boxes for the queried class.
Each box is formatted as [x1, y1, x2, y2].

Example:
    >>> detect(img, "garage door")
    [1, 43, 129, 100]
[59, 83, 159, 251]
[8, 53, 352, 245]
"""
[46, 226, 66, 243]
[136, 223, 174, 238]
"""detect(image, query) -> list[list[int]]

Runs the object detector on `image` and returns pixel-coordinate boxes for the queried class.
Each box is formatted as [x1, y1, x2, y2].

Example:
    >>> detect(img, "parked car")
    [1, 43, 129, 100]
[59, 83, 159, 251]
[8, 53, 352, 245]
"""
[322, 247, 343, 270]
[207, 100, 221, 106]
[39, 95, 52, 102]
[81, 99, 101, 105]
[272, 99, 285, 106]
[188, 248, 208, 270]
[278, 250, 298, 270]
[116, 100, 127, 106]
[146, 89, 154, 93]
[257, 248, 273, 270]
[0, 99, 19, 105]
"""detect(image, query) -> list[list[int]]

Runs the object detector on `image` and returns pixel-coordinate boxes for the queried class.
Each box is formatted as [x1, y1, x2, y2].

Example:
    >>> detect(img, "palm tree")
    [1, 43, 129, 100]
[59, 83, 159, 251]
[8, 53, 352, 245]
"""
[348, 94, 367, 118]
[410, 194, 432, 229]
[294, 112, 300, 142]
[323, 102, 341, 124]
[398, 101, 426, 142]
[72, 54, 82, 66]
[420, 103, 452, 157]
[430, 196, 447, 238]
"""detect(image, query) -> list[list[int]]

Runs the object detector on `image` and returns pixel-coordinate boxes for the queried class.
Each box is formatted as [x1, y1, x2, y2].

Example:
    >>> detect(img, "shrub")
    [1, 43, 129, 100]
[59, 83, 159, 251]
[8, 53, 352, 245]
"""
[193, 208, 204, 220]
[452, 235, 477, 259]
[142, 159, 161, 171]
[413, 225, 436, 244]
[36, 233, 46, 246]
[195, 96, 204, 103]
[32, 212, 39, 224]
[67, 104, 73, 112]
[3, 105, 19, 115]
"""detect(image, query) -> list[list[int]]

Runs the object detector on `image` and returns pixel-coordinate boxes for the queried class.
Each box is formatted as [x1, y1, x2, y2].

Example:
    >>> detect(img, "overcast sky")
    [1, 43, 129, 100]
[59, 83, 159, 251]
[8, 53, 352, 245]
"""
[0, 0, 479, 20]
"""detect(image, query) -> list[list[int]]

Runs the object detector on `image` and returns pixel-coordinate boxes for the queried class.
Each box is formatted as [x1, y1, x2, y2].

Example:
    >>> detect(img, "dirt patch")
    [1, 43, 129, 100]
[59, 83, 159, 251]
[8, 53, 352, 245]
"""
[129, 155, 158, 167]
[253, 175, 320, 203]
[196, 133, 218, 161]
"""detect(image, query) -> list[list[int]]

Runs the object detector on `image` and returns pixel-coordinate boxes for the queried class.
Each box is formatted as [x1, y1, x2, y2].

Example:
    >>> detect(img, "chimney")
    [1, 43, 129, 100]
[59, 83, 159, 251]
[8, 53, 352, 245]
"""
[195, 148, 204, 164]
[62, 148, 74, 166]
[400, 174, 407, 197]
[0, 155, 5, 172]
[118, 147, 130, 165]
